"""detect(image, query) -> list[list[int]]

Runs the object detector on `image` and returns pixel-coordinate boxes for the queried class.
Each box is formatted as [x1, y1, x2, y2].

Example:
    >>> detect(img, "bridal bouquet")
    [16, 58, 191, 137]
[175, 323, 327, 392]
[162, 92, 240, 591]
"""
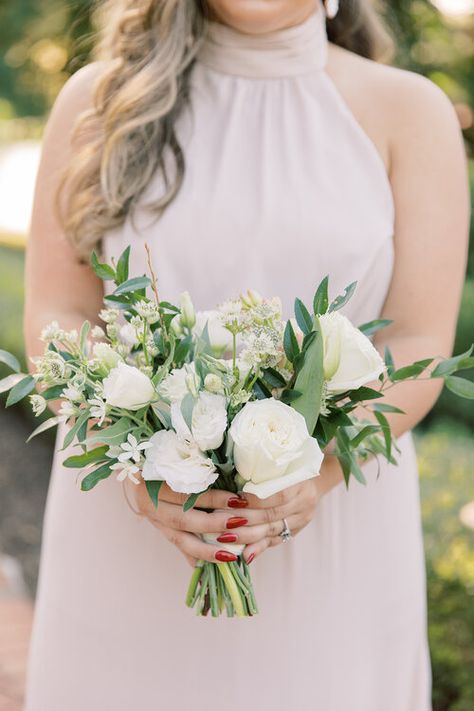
[1, 245, 473, 617]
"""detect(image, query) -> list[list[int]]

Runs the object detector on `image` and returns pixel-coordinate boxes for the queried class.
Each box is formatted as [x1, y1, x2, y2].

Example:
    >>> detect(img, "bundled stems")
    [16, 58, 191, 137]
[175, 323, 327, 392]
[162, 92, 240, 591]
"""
[185, 559, 258, 618]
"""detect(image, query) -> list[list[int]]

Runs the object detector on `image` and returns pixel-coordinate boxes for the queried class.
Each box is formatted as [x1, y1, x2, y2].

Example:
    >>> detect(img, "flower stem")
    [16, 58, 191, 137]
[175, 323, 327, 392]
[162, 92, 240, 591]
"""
[217, 562, 246, 617]
[185, 560, 204, 608]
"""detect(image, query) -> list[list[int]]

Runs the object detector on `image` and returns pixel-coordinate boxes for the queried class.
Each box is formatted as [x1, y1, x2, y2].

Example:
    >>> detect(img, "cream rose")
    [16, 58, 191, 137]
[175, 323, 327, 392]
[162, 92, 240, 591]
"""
[103, 362, 156, 410]
[171, 392, 228, 451]
[319, 312, 385, 393]
[142, 430, 218, 494]
[229, 399, 324, 499]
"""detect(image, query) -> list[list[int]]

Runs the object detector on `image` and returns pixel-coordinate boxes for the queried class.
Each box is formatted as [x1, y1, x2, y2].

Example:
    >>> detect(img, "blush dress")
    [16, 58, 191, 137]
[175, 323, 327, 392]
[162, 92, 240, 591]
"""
[25, 6, 432, 710]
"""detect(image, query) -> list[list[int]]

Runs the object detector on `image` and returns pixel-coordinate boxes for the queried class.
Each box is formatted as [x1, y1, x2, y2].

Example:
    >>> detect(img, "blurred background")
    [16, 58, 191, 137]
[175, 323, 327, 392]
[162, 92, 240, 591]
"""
[0, 1, 473, 709]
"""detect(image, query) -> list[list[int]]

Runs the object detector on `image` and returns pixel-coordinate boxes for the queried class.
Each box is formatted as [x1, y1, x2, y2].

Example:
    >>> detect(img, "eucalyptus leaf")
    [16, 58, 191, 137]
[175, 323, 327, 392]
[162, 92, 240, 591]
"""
[63, 446, 109, 468]
[85, 417, 132, 446]
[6, 375, 36, 407]
[183, 492, 200, 512]
[146, 480, 164, 509]
[431, 346, 474, 378]
[384, 346, 395, 378]
[358, 319, 393, 337]
[351, 425, 381, 449]
[26, 416, 65, 443]
[374, 410, 392, 460]
[291, 316, 324, 435]
[115, 245, 131, 285]
[79, 320, 91, 354]
[262, 367, 287, 389]
[42, 384, 65, 401]
[313, 276, 329, 315]
[445, 375, 474, 399]
[91, 251, 116, 281]
[0, 349, 21, 373]
[62, 411, 90, 450]
[174, 335, 193, 365]
[114, 276, 151, 296]
[391, 359, 433, 382]
[294, 298, 313, 335]
[0, 373, 25, 394]
[81, 461, 114, 491]
[348, 386, 383, 403]
[372, 403, 405, 414]
[283, 320, 300, 363]
[181, 393, 195, 430]
[160, 301, 181, 313]
[328, 281, 357, 313]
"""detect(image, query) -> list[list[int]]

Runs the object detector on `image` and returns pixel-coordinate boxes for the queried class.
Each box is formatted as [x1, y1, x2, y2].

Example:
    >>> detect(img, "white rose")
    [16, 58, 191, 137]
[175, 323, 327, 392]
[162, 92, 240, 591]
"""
[171, 392, 228, 451]
[103, 362, 156, 410]
[229, 399, 324, 499]
[142, 430, 218, 494]
[319, 312, 385, 393]
[92, 342, 123, 371]
[158, 364, 196, 403]
[193, 310, 235, 352]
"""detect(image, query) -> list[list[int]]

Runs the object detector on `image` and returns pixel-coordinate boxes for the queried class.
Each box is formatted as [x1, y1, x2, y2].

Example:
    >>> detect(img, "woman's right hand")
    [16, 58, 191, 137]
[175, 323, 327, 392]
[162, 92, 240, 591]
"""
[125, 480, 251, 567]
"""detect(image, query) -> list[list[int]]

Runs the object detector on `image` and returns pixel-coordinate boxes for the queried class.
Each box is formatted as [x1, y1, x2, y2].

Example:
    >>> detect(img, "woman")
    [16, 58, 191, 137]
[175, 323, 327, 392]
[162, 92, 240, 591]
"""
[24, 1, 469, 709]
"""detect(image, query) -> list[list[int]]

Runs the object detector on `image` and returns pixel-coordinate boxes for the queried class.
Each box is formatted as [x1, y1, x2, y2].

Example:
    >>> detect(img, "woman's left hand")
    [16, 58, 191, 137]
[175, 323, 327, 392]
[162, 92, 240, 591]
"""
[234, 454, 344, 564]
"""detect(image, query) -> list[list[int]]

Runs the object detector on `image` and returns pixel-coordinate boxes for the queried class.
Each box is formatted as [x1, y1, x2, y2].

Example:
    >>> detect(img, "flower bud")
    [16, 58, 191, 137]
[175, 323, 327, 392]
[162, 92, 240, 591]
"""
[171, 315, 184, 337]
[241, 289, 262, 309]
[180, 291, 196, 329]
[204, 373, 224, 394]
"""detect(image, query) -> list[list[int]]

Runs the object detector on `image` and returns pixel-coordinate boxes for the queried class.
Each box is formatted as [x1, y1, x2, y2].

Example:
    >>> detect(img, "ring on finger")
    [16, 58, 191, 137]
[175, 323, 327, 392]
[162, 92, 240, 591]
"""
[279, 518, 292, 543]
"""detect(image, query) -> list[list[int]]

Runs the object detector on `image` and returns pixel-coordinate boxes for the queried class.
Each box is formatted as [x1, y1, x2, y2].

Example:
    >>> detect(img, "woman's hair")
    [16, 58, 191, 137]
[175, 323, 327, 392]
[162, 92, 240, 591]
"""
[59, 0, 393, 258]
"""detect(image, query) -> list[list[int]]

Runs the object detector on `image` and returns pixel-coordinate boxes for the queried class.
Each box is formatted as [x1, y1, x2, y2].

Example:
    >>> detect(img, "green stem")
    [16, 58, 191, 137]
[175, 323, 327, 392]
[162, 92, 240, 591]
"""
[217, 562, 247, 617]
[208, 564, 220, 618]
[185, 560, 204, 608]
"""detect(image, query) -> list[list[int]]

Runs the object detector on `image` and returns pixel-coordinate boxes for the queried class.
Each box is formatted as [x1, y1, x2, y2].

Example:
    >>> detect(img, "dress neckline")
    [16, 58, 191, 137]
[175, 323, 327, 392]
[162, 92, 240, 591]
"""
[196, 5, 328, 79]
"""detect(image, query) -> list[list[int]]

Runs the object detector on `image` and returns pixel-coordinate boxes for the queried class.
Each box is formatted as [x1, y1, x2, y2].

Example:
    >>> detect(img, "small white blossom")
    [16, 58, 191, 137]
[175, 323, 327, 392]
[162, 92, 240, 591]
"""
[30, 394, 47, 416]
[110, 461, 141, 485]
[145, 337, 159, 357]
[40, 321, 64, 342]
[240, 289, 262, 309]
[135, 300, 161, 324]
[241, 327, 283, 369]
[58, 401, 77, 418]
[119, 323, 139, 348]
[106, 323, 119, 340]
[106, 445, 122, 459]
[230, 389, 251, 408]
[118, 434, 153, 464]
[91, 325, 106, 339]
[99, 308, 120, 324]
[89, 397, 107, 425]
[33, 352, 69, 383]
[61, 385, 83, 402]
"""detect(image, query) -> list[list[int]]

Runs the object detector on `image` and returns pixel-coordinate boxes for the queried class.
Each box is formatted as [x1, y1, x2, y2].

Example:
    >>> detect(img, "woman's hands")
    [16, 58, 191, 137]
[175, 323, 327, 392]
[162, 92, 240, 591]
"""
[125, 455, 343, 567]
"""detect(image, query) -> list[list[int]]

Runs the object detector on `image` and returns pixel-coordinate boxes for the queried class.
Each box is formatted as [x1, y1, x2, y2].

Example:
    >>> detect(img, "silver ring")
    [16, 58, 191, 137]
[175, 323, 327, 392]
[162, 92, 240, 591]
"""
[279, 518, 292, 543]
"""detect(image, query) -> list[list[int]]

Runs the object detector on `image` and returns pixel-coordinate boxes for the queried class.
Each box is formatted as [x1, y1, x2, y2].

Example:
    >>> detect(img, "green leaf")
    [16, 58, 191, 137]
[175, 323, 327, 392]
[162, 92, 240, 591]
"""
[26, 416, 64, 443]
[183, 492, 200, 512]
[159, 301, 180, 313]
[374, 410, 392, 460]
[85, 417, 132, 447]
[91, 251, 116, 281]
[42, 384, 65, 401]
[79, 320, 91, 354]
[431, 346, 474, 378]
[180, 393, 195, 431]
[384, 346, 395, 378]
[114, 276, 151, 296]
[335, 428, 367, 486]
[445, 376, 474, 399]
[291, 316, 324, 435]
[62, 410, 90, 449]
[103, 295, 130, 309]
[351, 425, 381, 449]
[358, 319, 393, 337]
[145, 480, 164, 509]
[348, 386, 383, 403]
[0, 349, 21, 373]
[0, 373, 25, 394]
[80, 461, 114, 491]
[283, 320, 300, 363]
[329, 281, 357, 313]
[63, 446, 109, 468]
[115, 245, 131, 285]
[6, 375, 36, 407]
[174, 335, 193, 364]
[279, 389, 302, 404]
[253, 379, 272, 400]
[313, 276, 329, 315]
[294, 298, 313, 335]
[372, 403, 405, 414]
[262, 367, 287, 389]
[391, 359, 433, 382]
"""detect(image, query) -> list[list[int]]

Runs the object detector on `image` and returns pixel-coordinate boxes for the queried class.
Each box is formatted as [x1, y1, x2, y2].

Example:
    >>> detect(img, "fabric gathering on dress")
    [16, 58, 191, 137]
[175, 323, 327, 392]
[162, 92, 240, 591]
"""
[25, 5, 432, 710]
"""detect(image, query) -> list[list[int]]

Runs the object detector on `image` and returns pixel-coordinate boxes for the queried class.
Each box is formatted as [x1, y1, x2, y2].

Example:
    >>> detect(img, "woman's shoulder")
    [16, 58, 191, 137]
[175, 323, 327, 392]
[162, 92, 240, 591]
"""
[48, 61, 108, 126]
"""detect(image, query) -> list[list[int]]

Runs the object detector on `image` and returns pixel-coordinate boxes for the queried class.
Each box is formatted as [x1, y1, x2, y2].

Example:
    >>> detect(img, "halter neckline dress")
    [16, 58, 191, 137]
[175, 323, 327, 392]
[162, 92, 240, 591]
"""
[25, 6, 431, 710]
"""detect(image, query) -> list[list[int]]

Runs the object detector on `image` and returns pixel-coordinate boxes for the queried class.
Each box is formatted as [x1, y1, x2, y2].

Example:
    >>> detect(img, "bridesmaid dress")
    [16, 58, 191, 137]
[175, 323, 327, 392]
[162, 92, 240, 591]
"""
[25, 5, 432, 710]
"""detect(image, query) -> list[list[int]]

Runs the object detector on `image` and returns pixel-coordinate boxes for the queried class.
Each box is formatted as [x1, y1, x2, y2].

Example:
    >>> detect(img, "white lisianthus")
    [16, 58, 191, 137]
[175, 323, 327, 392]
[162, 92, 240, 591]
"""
[158, 364, 196, 403]
[92, 343, 123, 371]
[103, 362, 156, 410]
[229, 399, 324, 499]
[319, 312, 385, 393]
[171, 392, 228, 451]
[142, 430, 218, 494]
[193, 310, 235, 352]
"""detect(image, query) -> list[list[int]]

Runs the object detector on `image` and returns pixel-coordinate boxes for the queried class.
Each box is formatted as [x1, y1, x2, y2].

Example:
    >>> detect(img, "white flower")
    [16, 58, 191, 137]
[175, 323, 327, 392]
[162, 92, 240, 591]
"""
[134, 300, 161, 324]
[58, 401, 77, 418]
[158, 364, 196, 403]
[40, 321, 63, 342]
[91, 325, 106, 339]
[110, 461, 141, 485]
[229, 399, 324, 499]
[171, 392, 228, 451]
[319, 312, 385, 393]
[89, 397, 107, 425]
[119, 323, 139, 348]
[106, 323, 119, 340]
[99, 308, 119, 324]
[103, 363, 156, 410]
[180, 291, 196, 329]
[92, 342, 123, 371]
[218, 299, 246, 332]
[33, 352, 69, 383]
[142, 430, 218, 494]
[240, 326, 283, 369]
[118, 434, 153, 464]
[61, 385, 83, 402]
[241, 289, 262, 309]
[30, 394, 47, 416]
[204, 373, 225, 394]
[193, 310, 234, 352]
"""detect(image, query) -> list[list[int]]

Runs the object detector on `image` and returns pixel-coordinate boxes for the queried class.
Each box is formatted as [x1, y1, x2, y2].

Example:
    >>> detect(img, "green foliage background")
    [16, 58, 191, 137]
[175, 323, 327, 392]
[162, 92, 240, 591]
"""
[0, 1, 473, 709]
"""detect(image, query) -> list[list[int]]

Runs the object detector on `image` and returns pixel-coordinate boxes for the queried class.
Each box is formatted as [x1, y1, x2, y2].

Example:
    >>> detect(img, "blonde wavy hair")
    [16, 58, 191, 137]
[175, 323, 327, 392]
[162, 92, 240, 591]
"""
[60, 0, 393, 259]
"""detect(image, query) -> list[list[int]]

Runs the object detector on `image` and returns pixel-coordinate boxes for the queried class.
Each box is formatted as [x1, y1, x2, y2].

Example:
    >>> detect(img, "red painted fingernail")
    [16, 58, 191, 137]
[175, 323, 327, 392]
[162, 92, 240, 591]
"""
[226, 516, 248, 529]
[215, 550, 238, 562]
[217, 533, 238, 543]
[228, 497, 249, 509]
[246, 553, 256, 565]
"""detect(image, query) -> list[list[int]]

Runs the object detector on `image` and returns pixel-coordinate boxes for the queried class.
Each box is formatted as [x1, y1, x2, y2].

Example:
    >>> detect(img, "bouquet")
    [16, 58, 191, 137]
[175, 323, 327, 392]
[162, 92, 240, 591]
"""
[1, 244, 473, 618]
